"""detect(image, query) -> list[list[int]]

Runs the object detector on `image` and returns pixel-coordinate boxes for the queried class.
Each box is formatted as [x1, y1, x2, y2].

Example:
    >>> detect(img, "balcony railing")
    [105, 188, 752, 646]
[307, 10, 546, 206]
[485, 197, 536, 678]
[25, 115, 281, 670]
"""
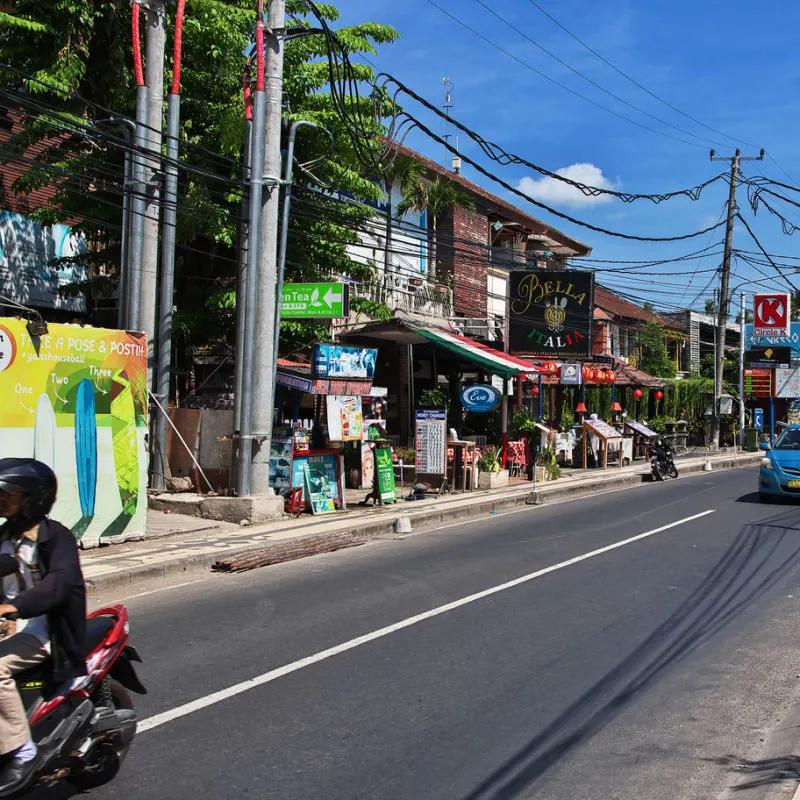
[450, 316, 505, 344]
[348, 273, 453, 318]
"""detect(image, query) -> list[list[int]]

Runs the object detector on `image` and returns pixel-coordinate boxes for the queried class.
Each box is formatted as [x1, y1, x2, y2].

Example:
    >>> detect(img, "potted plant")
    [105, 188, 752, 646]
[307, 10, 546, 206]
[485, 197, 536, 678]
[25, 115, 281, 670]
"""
[540, 446, 561, 482]
[477, 446, 509, 489]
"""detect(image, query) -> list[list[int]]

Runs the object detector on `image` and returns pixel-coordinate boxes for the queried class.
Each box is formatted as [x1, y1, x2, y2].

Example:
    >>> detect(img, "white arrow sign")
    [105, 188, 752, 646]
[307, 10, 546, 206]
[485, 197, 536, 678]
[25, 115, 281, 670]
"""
[324, 287, 342, 307]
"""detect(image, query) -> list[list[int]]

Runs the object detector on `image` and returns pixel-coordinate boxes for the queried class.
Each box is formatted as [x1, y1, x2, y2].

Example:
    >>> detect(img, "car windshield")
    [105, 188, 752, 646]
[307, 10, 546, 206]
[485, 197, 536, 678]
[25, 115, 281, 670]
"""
[774, 429, 800, 449]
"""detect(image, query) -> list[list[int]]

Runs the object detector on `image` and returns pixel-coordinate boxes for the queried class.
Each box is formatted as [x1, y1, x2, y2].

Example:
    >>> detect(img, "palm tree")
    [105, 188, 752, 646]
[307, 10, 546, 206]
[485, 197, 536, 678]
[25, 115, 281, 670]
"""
[395, 177, 476, 282]
[376, 156, 426, 281]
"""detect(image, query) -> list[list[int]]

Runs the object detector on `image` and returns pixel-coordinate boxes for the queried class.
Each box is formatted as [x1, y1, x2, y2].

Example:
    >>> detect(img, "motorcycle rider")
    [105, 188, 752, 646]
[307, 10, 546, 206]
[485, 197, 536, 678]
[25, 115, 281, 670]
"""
[0, 458, 86, 792]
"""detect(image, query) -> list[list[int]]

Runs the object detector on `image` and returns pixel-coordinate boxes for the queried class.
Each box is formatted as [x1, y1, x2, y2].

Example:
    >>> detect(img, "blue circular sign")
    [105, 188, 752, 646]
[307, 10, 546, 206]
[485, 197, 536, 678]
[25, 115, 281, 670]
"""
[461, 384, 501, 413]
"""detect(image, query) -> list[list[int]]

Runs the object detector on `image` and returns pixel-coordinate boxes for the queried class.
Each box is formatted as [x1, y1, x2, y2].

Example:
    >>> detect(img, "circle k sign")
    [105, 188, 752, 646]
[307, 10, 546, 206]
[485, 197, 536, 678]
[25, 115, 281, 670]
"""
[754, 293, 791, 336]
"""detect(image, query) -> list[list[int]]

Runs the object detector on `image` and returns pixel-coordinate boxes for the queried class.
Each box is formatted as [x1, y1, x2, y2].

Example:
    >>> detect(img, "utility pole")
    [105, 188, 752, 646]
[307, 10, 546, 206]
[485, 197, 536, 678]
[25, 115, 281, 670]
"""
[153, 0, 186, 492]
[709, 147, 764, 448]
[141, 0, 166, 393]
[248, 0, 286, 493]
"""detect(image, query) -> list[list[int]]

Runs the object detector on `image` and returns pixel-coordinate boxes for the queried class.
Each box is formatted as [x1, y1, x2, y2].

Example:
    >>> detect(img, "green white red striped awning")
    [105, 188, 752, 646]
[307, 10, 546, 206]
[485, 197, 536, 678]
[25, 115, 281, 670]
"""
[408, 324, 544, 380]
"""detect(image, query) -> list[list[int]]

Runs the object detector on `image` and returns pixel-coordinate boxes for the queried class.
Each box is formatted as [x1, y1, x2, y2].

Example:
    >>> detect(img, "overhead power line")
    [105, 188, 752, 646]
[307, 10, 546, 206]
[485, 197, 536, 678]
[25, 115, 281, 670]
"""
[521, 0, 754, 149]
[380, 74, 729, 204]
[471, 0, 724, 149]
[425, 0, 711, 149]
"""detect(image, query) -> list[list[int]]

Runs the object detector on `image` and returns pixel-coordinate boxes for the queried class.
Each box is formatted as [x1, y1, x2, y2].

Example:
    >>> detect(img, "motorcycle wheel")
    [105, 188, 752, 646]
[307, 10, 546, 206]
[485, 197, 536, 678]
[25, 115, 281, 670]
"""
[666, 462, 678, 479]
[651, 461, 665, 481]
[67, 680, 133, 790]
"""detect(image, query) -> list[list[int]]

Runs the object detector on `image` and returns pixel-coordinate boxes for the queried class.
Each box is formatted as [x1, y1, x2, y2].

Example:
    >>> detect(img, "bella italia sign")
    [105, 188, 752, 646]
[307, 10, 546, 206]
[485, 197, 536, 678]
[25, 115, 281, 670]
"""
[509, 270, 594, 357]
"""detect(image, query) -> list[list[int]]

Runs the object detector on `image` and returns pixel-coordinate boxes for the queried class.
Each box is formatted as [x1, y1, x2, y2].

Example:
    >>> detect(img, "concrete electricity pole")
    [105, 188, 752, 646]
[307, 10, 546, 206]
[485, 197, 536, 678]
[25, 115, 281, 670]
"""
[249, 0, 286, 493]
[141, 0, 167, 391]
[709, 147, 764, 448]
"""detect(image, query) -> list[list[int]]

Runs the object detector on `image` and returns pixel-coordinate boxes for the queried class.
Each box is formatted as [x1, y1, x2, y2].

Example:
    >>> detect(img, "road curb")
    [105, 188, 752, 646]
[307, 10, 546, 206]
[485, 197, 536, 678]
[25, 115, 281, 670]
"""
[85, 454, 759, 592]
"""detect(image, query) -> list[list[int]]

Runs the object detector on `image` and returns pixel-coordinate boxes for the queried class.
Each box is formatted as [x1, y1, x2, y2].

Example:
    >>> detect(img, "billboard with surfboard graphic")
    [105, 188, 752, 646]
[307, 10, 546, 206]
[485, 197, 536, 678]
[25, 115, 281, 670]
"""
[0, 318, 147, 547]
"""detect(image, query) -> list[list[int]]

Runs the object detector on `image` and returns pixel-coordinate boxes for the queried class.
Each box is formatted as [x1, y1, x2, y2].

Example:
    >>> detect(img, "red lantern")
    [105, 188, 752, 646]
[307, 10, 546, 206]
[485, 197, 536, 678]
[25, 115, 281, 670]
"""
[584, 369, 594, 383]
[654, 390, 664, 401]
[550, 362, 559, 374]
[532, 385, 540, 397]
[607, 371, 616, 383]
[633, 388, 643, 399]
[582, 366, 591, 381]
[596, 370, 606, 383]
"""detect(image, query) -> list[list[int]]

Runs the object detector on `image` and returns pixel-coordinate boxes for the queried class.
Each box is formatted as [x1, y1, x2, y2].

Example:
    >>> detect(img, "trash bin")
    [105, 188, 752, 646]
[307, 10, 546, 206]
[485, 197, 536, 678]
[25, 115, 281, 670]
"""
[744, 428, 759, 452]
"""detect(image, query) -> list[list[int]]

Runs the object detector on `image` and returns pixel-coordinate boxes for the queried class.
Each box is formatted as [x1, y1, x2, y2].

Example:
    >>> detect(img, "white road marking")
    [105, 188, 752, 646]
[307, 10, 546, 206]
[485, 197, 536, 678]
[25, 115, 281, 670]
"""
[138, 509, 715, 734]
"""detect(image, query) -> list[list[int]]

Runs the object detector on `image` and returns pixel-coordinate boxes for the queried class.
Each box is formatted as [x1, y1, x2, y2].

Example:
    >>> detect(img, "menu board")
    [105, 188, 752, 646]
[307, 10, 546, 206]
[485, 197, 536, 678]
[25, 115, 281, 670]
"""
[291, 450, 340, 501]
[625, 421, 657, 439]
[415, 409, 447, 475]
[584, 419, 622, 440]
[374, 447, 397, 503]
[775, 368, 800, 399]
[303, 464, 336, 515]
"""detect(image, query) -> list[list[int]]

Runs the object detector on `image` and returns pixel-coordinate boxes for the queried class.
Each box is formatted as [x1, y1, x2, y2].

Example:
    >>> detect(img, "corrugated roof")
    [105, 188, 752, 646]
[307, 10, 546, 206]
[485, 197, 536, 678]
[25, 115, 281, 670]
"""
[594, 286, 684, 330]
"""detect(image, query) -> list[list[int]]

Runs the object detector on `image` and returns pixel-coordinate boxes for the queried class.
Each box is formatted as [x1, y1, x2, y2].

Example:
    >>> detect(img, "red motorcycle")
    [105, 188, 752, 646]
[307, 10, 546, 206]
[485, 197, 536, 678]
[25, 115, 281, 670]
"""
[3, 602, 145, 795]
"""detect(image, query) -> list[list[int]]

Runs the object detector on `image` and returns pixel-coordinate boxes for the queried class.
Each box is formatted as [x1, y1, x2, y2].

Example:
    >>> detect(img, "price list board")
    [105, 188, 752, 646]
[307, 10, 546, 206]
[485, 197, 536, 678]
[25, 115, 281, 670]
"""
[744, 368, 774, 398]
[415, 409, 447, 476]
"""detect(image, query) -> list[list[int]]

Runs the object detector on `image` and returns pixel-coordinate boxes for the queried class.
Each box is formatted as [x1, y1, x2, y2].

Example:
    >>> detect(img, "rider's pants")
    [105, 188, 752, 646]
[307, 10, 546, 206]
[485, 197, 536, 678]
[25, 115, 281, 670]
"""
[0, 634, 48, 755]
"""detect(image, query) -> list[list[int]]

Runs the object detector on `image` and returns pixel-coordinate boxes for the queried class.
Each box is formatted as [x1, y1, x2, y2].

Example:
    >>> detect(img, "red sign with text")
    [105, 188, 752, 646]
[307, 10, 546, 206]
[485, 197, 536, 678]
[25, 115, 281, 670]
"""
[754, 293, 791, 336]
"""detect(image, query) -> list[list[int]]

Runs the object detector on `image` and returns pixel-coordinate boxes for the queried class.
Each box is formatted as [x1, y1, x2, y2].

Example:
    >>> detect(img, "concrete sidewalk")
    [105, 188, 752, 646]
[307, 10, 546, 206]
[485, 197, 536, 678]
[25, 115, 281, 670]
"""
[81, 450, 762, 591]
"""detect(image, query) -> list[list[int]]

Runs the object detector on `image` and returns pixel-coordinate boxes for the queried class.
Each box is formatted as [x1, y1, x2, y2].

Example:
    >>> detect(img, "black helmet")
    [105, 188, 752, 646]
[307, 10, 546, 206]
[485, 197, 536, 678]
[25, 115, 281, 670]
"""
[0, 458, 57, 522]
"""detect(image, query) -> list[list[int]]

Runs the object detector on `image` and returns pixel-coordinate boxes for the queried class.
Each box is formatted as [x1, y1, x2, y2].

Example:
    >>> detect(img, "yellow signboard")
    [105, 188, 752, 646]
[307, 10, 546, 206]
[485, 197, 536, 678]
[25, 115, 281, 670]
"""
[0, 319, 148, 545]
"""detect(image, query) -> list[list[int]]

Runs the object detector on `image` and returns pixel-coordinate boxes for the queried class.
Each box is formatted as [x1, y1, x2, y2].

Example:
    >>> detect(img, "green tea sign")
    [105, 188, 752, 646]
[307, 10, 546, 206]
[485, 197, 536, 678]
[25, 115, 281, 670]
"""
[281, 282, 350, 319]
[374, 447, 396, 504]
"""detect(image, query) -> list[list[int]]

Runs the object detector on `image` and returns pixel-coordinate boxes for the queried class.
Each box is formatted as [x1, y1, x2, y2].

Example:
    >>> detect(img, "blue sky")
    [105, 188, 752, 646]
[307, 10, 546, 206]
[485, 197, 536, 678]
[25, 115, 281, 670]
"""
[337, 0, 800, 312]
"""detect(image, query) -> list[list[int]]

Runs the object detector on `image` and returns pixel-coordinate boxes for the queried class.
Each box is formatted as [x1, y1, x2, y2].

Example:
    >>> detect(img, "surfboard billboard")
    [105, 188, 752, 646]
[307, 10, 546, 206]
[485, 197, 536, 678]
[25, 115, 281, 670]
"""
[0, 319, 148, 547]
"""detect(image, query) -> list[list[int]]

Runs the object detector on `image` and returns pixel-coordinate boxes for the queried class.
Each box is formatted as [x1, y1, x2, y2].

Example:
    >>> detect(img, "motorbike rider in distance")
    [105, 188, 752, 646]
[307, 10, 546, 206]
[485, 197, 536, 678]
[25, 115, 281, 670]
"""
[0, 458, 86, 793]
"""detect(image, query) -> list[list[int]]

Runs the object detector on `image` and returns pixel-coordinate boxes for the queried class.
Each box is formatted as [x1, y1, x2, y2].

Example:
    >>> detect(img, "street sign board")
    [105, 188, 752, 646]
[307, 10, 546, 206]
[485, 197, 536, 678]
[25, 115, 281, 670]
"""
[775, 367, 800, 399]
[280, 282, 350, 319]
[754, 293, 791, 337]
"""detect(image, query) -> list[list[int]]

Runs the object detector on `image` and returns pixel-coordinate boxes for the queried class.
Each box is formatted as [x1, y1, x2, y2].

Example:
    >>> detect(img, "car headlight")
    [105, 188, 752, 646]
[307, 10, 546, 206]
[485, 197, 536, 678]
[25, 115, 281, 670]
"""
[761, 457, 774, 470]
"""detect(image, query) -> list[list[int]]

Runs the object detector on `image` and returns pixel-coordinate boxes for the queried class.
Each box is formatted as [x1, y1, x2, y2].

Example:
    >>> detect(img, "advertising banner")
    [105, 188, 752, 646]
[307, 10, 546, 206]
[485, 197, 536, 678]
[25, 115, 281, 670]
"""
[268, 436, 293, 489]
[0, 318, 148, 546]
[291, 450, 340, 502]
[0, 212, 88, 313]
[303, 464, 336, 515]
[508, 270, 594, 357]
[312, 343, 377, 380]
[325, 396, 363, 441]
[374, 447, 397, 503]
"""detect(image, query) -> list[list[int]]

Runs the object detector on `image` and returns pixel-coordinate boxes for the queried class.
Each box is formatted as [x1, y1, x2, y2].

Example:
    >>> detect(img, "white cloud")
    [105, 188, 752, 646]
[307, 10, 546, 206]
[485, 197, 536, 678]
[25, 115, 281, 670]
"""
[517, 163, 617, 209]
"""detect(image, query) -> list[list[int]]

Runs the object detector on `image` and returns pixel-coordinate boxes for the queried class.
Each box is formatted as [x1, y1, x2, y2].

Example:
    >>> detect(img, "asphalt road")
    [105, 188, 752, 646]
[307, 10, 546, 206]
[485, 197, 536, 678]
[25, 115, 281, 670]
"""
[54, 466, 800, 799]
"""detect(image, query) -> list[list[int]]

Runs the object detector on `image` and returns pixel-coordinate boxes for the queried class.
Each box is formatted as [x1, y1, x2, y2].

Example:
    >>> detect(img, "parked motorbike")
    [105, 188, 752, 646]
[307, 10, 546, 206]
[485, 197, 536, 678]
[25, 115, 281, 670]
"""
[649, 435, 678, 481]
[0, 577, 145, 796]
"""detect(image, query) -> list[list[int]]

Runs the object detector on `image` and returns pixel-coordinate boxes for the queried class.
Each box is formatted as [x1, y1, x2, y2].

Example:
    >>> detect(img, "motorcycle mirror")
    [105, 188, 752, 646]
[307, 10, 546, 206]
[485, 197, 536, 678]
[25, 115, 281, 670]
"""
[0, 554, 19, 578]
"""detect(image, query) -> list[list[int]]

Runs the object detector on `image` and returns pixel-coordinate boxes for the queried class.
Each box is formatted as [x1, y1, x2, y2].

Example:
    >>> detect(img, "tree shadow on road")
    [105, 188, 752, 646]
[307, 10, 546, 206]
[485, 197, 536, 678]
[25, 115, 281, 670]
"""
[704, 754, 800, 791]
[463, 510, 800, 800]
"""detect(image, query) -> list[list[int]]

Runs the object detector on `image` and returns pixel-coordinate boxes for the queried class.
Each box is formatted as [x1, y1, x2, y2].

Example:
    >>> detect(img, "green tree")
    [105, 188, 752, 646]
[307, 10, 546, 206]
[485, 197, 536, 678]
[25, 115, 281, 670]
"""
[638, 320, 677, 379]
[0, 0, 398, 352]
[395, 176, 475, 282]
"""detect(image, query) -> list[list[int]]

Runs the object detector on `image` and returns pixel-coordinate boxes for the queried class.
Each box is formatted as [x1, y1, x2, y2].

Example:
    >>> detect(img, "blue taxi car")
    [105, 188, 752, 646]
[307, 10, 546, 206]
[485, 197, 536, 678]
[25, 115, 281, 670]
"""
[759, 426, 800, 501]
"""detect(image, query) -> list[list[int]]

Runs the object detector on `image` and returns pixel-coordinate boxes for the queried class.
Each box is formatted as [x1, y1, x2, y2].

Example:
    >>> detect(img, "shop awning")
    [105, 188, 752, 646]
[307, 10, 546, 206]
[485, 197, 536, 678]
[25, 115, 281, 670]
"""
[406, 323, 543, 381]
